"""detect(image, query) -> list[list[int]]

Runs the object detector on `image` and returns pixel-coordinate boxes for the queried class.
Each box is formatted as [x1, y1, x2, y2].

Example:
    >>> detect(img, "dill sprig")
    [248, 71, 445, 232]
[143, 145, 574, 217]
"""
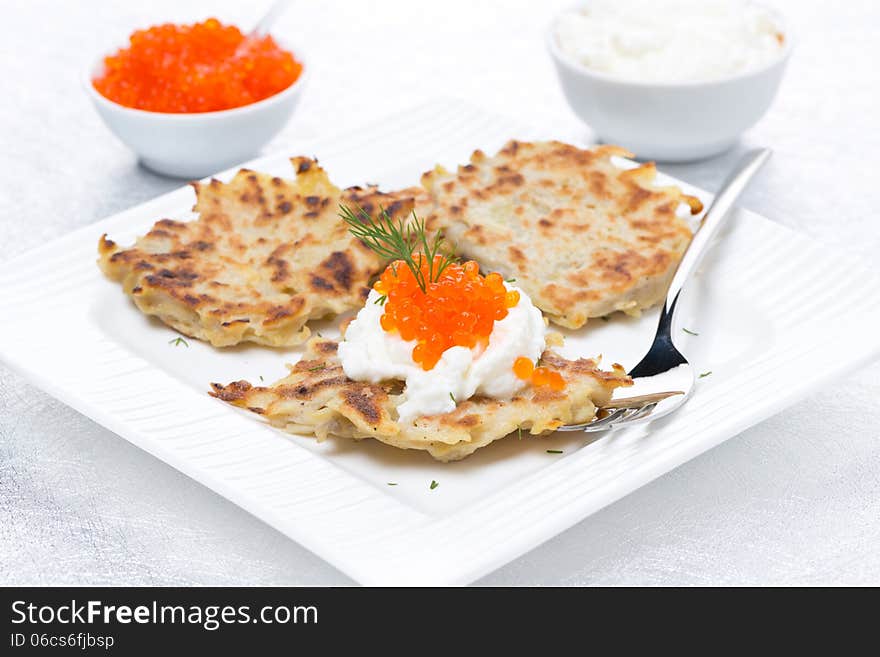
[339, 204, 456, 293]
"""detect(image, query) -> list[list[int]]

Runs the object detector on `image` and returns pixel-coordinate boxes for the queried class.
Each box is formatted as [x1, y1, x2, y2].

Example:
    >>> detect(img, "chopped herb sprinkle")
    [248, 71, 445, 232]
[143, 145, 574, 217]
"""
[699, 371, 713, 378]
[682, 328, 699, 336]
[449, 392, 456, 403]
[546, 449, 563, 454]
[168, 336, 189, 348]
[374, 294, 388, 305]
[429, 480, 439, 490]
[387, 482, 398, 486]
[308, 364, 326, 372]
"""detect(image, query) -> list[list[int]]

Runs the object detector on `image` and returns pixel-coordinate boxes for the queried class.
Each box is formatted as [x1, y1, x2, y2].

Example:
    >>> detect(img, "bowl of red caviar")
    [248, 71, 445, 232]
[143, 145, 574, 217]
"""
[85, 18, 307, 178]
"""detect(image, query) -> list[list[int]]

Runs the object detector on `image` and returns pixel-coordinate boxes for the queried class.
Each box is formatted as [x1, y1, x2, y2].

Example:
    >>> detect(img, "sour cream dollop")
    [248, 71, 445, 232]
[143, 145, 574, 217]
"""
[555, 0, 785, 83]
[338, 286, 547, 423]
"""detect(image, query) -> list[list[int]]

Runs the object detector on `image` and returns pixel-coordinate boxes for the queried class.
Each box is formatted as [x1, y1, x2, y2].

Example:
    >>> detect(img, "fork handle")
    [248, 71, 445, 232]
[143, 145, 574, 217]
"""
[665, 148, 772, 310]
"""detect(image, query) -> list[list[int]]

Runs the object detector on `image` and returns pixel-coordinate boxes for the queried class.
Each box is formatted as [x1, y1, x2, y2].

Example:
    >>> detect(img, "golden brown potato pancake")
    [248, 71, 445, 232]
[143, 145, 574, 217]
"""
[210, 337, 631, 461]
[420, 140, 703, 328]
[98, 158, 419, 347]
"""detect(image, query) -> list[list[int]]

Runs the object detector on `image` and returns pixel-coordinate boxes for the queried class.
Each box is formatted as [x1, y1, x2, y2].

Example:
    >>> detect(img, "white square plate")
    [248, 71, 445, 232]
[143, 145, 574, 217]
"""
[2, 100, 879, 585]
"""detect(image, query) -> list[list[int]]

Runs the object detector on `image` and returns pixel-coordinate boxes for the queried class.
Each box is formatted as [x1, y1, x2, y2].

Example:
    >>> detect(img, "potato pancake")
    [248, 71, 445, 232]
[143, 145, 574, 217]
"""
[98, 158, 419, 347]
[210, 337, 631, 461]
[420, 140, 703, 328]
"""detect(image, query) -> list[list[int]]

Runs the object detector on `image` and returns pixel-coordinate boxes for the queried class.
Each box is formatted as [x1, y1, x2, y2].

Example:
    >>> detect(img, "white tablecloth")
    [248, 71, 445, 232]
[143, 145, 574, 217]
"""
[2, 0, 878, 585]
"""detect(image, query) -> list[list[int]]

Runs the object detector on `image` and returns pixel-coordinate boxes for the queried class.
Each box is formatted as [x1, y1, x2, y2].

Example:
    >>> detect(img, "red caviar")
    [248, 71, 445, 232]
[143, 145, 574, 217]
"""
[546, 370, 566, 391]
[513, 356, 535, 380]
[375, 257, 519, 370]
[534, 367, 565, 391]
[513, 357, 566, 391]
[92, 18, 303, 113]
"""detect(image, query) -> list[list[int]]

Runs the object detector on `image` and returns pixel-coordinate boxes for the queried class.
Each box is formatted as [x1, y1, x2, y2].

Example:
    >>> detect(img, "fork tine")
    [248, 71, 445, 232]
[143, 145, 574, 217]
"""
[618, 402, 657, 424]
[601, 391, 683, 409]
[556, 391, 680, 433]
[556, 408, 627, 432]
[559, 401, 661, 434]
[579, 403, 657, 433]
[580, 408, 633, 432]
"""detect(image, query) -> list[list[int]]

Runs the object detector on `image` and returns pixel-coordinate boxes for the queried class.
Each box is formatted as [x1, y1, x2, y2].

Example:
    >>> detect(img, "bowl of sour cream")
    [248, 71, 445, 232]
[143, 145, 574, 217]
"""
[547, 0, 792, 161]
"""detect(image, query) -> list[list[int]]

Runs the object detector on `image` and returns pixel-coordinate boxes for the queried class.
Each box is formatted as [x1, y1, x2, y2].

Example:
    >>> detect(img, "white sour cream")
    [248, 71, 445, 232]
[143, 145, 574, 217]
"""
[555, 0, 785, 83]
[338, 287, 547, 423]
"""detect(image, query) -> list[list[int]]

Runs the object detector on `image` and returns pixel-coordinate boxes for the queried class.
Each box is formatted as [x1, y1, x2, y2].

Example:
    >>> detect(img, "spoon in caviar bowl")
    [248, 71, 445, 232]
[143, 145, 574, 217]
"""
[558, 148, 772, 433]
[249, 0, 294, 38]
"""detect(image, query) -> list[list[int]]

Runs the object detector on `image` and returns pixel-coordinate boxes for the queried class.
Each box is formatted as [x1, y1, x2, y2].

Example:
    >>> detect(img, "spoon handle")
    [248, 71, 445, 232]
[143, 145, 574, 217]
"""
[250, 0, 293, 38]
[665, 148, 772, 310]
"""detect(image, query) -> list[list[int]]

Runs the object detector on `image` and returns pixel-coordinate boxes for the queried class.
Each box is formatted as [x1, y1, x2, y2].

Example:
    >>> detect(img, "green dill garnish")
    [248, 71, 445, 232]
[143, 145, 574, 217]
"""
[429, 480, 439, 490]
[374, 294, 388, 305]
[449, 392, 456, 403]
[699, 371, 713, 378]
[682, 328, 699, 336]
[259, 375, 264, 382]
[168, 336, 189, 348]
[387, 482, 398, 486]
[505, 277, 516, 283]
[546, 449, 563, 454]
[308, 364, 326, 372]
[339, 204, 456, 293]
[517, 426, 523, 440]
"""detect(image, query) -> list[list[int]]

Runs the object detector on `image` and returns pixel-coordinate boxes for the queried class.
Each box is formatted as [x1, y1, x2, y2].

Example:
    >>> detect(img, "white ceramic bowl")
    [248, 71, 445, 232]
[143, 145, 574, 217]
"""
[547, 13, 792, 162]
[84, 41, 308, 179]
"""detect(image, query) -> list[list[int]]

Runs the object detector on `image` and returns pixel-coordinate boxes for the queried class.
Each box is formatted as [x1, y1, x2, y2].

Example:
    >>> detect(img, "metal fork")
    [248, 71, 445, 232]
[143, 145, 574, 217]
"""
[558, 148, 772, 433]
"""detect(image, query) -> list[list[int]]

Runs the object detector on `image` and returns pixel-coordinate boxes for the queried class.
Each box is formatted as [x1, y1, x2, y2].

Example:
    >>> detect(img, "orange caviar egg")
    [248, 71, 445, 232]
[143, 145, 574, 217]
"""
[513, 356, 534, 381]
[545, 371, 566, 391]
[532, 367, 553, 387]
[513, 360, 566, 391]
[375, 256, 518, 370]
[92, 18, 303, 113]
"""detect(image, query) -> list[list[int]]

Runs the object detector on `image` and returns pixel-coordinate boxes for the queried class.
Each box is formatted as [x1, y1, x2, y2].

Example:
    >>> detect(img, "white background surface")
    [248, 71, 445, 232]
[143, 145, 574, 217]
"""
[1, 0, 878, 585]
